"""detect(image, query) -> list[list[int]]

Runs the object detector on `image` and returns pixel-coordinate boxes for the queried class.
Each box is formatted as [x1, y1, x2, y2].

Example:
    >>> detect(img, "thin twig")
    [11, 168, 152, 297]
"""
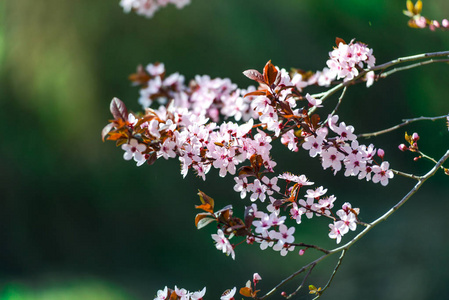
[323, 87, 347, 125]
[256, 255, 329, 300]
[312, 249, 347, 299]
[358, 115, 447, 138]
[286, 262, 316, 299]
[391, 169, 421, 181]
[379, 58, 449, 79]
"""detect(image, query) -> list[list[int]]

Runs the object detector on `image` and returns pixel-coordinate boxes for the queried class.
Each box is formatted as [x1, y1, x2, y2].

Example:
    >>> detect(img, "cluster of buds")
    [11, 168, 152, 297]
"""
[404, 0, 449, 31]
[120, 0, 190, 18]
[398, 132, 420, 152]
[399, 132, 422, 161]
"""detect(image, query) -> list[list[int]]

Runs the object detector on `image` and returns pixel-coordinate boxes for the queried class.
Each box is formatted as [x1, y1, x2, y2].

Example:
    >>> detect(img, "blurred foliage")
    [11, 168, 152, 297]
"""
[0, 0, 448, 299]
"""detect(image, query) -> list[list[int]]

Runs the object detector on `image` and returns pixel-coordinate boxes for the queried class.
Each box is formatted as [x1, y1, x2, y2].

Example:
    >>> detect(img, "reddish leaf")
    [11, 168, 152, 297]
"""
[238, 166, 255, 178]
[250, 154, 264, 173]
[101, 123, 115, 141]
[135, 115, 155, 128]
[169, 291, 178, 300]
[243, 69, 265, 83]
[244, 205, 255, 228]
[335, 37, 346, 46]
[128, 64, 151, 85]
[197, 190, 215, 210]
[146, 152, 158, 166]
[239, 287, 253, 297]
[195, 203, 214, 214]
[263, 60, 278, 86]
[110, 97, 128, 121]
[311, 114, 321, 129]
[244, 90, 267, 98]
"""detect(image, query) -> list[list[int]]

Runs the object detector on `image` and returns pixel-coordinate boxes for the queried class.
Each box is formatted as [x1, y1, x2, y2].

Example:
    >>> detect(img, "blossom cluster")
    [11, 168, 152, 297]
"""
[297, 114, 394, 186]
[326, 40, 375, 82]
[289, 39, 376, 90]
[104, 41, 395, 258]
[133, 63, 258, 123]
[120, 0, 190, 18]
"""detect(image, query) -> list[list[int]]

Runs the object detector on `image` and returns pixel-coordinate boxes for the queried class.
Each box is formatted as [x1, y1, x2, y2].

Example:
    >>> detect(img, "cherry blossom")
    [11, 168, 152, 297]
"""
[212, 229, 235, 260]
[372, 161, 394, 186]
[220, 287, 236, 300]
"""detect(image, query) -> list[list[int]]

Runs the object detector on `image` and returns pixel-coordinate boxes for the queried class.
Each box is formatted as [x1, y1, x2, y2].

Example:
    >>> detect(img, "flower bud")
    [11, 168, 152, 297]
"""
[398, 144, 408, 151]
[253, 273, 262, 285]
[299, 249, 306, 256]
[413, 156, 421, 161]
[377, 148, 385, 159]
[281, 291, 287, 297]
[442, 19, 449, 28]
[412, 132, 420, 142]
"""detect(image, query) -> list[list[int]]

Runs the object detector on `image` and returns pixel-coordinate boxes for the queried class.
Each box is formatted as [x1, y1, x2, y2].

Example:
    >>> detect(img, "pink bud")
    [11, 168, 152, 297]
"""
[412, 132, 420, 141]
[416, 16, 427, 28]
[433, 20, 440, 28]
[377, 148, 385, 159]
[413, 156, 421, 161]
[299, 249, 306, 256]
[442, 19, 449, 28]
[281, 292, 287, 297]
[253, 273, 262, 284]
[398, 144, 408, 151]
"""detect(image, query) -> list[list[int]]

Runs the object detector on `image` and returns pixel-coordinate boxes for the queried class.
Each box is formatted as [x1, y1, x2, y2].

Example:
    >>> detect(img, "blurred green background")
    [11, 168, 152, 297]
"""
[1, 0, 448, 299]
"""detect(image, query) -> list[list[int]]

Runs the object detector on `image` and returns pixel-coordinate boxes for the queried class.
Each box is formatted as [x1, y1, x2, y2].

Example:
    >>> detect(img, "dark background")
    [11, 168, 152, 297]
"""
[1, 0, 448, 299]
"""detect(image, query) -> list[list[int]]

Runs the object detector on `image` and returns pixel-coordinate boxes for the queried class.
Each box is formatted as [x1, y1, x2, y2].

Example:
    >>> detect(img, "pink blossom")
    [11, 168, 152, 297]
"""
[221, 287, 236, 300]
[191, 287, 206, 300]
[250, 179, 268, 202]
[212, 229, 235, 260]
[328, 221, 347, 244]
[372, 161, 394, 186]
[122, 139, 147, 165]
[154, 286, 168, 300]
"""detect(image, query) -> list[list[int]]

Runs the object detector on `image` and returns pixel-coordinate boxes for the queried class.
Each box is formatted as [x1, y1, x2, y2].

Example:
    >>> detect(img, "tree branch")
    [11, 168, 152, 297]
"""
[358, 115, 448, 138]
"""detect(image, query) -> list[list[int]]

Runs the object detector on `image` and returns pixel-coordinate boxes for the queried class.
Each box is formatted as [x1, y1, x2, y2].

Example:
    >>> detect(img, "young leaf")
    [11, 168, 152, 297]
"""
[128, 64, 151, 85]
[197, 190, 215, 210]
[263, 60, 278, 86]
[406, 0, 414, 13]
[335, 37, 346, 46]
[146, 152, 158, 166]
[414, 0, 422, 14]
[243, 69, 265, 83]
[101, 123, 115, 141]
[110, 97, 128, 121]
[195, 215, 216, 229]
[244, 90, 267, 98]
[239, 287, 253, 298]
[195, 203, 214, 214]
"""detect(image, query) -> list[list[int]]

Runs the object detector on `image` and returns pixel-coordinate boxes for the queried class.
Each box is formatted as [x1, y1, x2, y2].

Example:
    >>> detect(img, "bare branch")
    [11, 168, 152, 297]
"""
[286, 262, 316, 299]
[358, 115, 448, 138]
[312, 249, 347, 299]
